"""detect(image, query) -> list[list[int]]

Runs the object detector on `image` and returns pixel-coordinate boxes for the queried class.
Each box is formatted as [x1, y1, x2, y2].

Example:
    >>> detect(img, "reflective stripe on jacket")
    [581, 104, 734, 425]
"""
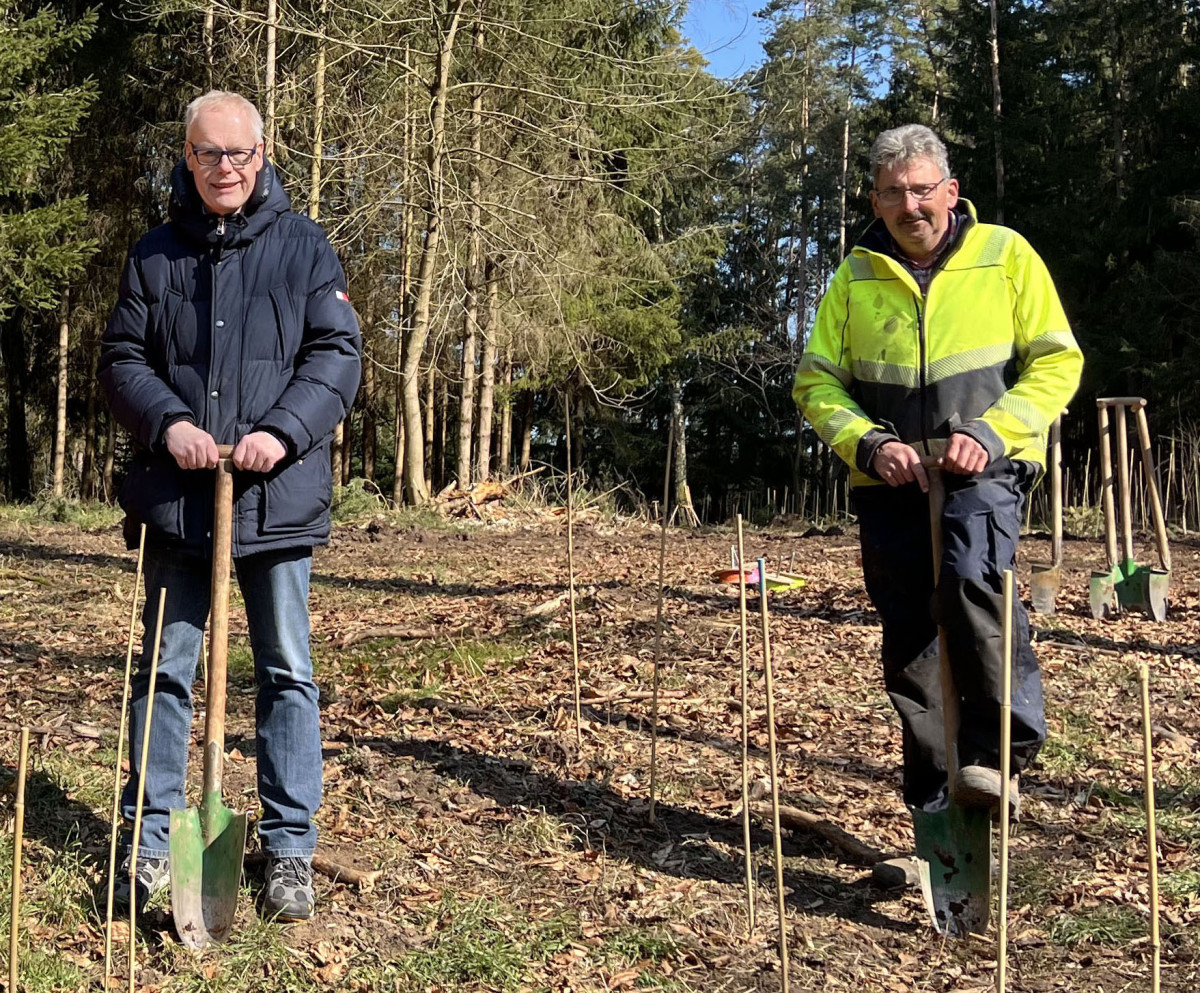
[793, 200, 1083, 488]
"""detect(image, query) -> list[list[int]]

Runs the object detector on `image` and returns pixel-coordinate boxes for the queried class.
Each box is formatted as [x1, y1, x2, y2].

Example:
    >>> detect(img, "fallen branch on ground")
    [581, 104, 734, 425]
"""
[746, 800, 887, 866]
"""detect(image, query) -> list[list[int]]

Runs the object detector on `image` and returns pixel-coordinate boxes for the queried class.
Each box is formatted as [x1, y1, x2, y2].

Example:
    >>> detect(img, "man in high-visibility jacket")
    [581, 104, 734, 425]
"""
[794, 124, 1082, 828]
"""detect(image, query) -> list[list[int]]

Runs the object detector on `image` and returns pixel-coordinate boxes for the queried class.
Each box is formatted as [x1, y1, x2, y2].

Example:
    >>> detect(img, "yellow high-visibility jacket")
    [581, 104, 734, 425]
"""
[794, 200, 1083, 488]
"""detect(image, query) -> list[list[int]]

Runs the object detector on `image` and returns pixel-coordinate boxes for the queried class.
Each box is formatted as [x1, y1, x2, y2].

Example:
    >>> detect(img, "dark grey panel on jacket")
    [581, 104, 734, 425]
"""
[100, 159, 361, 558]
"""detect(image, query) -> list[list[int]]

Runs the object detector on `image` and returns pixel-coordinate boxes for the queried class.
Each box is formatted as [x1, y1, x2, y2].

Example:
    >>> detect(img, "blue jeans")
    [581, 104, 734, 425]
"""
[121, 545, 321, 859]
[855, 459, 1046, 808]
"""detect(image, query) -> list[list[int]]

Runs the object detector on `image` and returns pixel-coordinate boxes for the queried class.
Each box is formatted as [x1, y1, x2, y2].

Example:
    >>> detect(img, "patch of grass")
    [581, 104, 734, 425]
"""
[332, 478, 388, 523]
[0, 495, 124, 532]
[1160, 868, 1200, 902]
[155, 915, 310, 991]
[601, 927, 678, 965]
[501, 810, 570, 852]
[1049, 904, 1145, 946]
[1009, 859, 1061, 909]
[227, 640, 255, 687]
[325, 636, 527, 689]
[1040, 709, 1106, 779]
[392, 895, 576, 988]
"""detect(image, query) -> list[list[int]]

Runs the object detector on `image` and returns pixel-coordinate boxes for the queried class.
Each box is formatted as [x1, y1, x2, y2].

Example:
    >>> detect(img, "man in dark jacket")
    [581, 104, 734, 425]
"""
[100, 90, 361, 921]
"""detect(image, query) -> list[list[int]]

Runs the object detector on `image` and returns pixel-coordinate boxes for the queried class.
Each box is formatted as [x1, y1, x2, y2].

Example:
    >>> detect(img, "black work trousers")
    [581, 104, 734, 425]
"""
[855, 458, 1046, 808]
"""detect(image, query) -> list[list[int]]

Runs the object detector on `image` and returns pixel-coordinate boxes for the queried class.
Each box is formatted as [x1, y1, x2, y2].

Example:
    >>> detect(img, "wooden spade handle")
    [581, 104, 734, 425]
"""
[1114, 405, 1135, 563]
[201, 452, 234, 805]
[1134, 407, 1172, 571]
[925, 465, 962, 785]
[1097, 404, 1119, 569]
[1049, 417, 1063, 567]
[1096, 396, 1147, 410]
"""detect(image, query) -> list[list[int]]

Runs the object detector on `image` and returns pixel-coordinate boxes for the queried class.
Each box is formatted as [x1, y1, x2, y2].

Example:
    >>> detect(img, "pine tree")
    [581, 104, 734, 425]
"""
[0, 3, 98, 499]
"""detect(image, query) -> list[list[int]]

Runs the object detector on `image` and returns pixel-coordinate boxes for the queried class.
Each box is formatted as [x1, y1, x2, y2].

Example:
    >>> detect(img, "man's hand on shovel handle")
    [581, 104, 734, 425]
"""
[233, 432, 286, 473]
[942, 433, 989, 475]
[873, 441, 930, 493]
[165, 421, 220, 470]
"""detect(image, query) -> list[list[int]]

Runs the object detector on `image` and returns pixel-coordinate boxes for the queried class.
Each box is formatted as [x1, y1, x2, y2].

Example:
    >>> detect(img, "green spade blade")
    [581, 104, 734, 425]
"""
[912, 803, 992, 937]
[169, 798, 247, 950]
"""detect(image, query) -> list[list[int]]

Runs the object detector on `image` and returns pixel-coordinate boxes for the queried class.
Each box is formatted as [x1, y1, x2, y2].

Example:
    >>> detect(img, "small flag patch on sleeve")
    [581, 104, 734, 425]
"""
[335, 289, 351, 303]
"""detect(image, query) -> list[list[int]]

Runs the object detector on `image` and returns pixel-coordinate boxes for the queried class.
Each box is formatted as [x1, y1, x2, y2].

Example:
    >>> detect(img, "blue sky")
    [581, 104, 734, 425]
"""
[682, 0, 767, 79]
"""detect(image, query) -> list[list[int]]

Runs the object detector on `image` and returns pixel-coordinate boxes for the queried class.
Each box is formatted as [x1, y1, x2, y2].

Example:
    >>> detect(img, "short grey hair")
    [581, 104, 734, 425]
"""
[184, 90, 264, 143]
[869, 124, 951, 185]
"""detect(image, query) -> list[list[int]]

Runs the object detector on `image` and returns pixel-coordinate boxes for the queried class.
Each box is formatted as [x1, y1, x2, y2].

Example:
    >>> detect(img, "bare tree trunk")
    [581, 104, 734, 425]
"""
[455, 8, 485, 488]
[498, 356, 512, 474]
[837, 97, 851, 261]
[436, 371, 449, 491]
[363, 345, 376, 482]
[204, 2, 215, 89]
[669, 379, 699, 527]
[392, 45, 413, 506]
[341, 414, 353, 483]
[402, 0, 465, 504]
[102, 413, 115, 502]
[308, 0, 327, 221]
[475, 262, 498, 481]
[265, 0, 277, 159]
[52, 290, 70, 497]
[456, 321, 477, 487]
[424, 360, 435, 476]
[81, 328, 99, 500]
[988, 0, 1005, 223]
[519, 389, 533, 470]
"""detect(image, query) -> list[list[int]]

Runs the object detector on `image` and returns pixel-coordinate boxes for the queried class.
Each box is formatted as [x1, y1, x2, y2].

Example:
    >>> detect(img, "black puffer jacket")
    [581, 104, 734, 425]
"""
[100, 159, 361, 557]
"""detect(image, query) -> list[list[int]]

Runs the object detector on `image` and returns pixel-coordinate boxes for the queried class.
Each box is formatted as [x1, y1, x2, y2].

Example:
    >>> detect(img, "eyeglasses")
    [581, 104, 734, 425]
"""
[189, 144, 259, 168]
[873, 178, 947, 207]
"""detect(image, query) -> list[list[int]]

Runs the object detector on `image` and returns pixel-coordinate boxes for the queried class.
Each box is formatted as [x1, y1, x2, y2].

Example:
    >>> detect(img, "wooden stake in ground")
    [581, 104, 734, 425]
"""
[1140, 661, 1161, 993]
[129, 587, 167, 993]
[647, 420, 675, 824]
[736, 515, 755, 935]
[564, 392, 582, 748]
[997, 569, 1014, 993]
[105, 524, 146, 987]
[8, 726, 29, 993]
[757, 557, 790, 993]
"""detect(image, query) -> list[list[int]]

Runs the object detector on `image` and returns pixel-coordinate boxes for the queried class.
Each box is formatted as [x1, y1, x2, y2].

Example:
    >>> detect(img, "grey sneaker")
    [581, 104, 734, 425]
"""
[112, 855, 170, 914]
[954, 765, 1020, 821]
[263, 857, 314, 921]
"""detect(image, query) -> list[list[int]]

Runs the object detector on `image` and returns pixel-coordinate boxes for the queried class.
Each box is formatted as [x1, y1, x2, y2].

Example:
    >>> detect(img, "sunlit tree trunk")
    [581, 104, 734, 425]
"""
[52, 289, 70, 497]
[102, 413, 115, 502]
[402, 1, 465, 504]
[81, 329, 99, 500]
[475, 262, 497, 481]
[669, 378, 699, 526]
[392, 45, 413, 506]
[264, 0, 277, 158]
[518, 389, 533, 470]
[362, 343, 376, 482]
[203, 2, 215, 89]
[498, 356, 512, 474]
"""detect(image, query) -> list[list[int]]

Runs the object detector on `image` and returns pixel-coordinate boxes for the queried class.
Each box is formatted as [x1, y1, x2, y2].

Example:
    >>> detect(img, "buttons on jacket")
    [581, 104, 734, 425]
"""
[210, 390, 219, 398]
[216, 319, 225, 327]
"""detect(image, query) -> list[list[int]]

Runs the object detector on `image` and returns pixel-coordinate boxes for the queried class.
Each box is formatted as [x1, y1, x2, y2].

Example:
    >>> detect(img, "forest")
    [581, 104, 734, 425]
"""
[3, 0, 1199, 520]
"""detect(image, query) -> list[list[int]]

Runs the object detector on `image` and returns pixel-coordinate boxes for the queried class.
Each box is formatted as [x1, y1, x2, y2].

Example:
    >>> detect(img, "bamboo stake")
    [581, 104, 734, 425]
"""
[1140, 661, 1161, 993]
[104, 525, 146, 987]
[757, 558, 790, 992]
[564, 392, 582, 748]
[8, 727, 29, 993]
[736, 515, 755, 935]
[129, 587, 167, 993]
[647, 420, 675, 824]
[997, 570, 1014, 993]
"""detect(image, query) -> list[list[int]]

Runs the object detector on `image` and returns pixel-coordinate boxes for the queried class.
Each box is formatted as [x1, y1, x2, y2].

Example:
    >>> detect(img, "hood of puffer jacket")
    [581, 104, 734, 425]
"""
[167, 157, 292, 250]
